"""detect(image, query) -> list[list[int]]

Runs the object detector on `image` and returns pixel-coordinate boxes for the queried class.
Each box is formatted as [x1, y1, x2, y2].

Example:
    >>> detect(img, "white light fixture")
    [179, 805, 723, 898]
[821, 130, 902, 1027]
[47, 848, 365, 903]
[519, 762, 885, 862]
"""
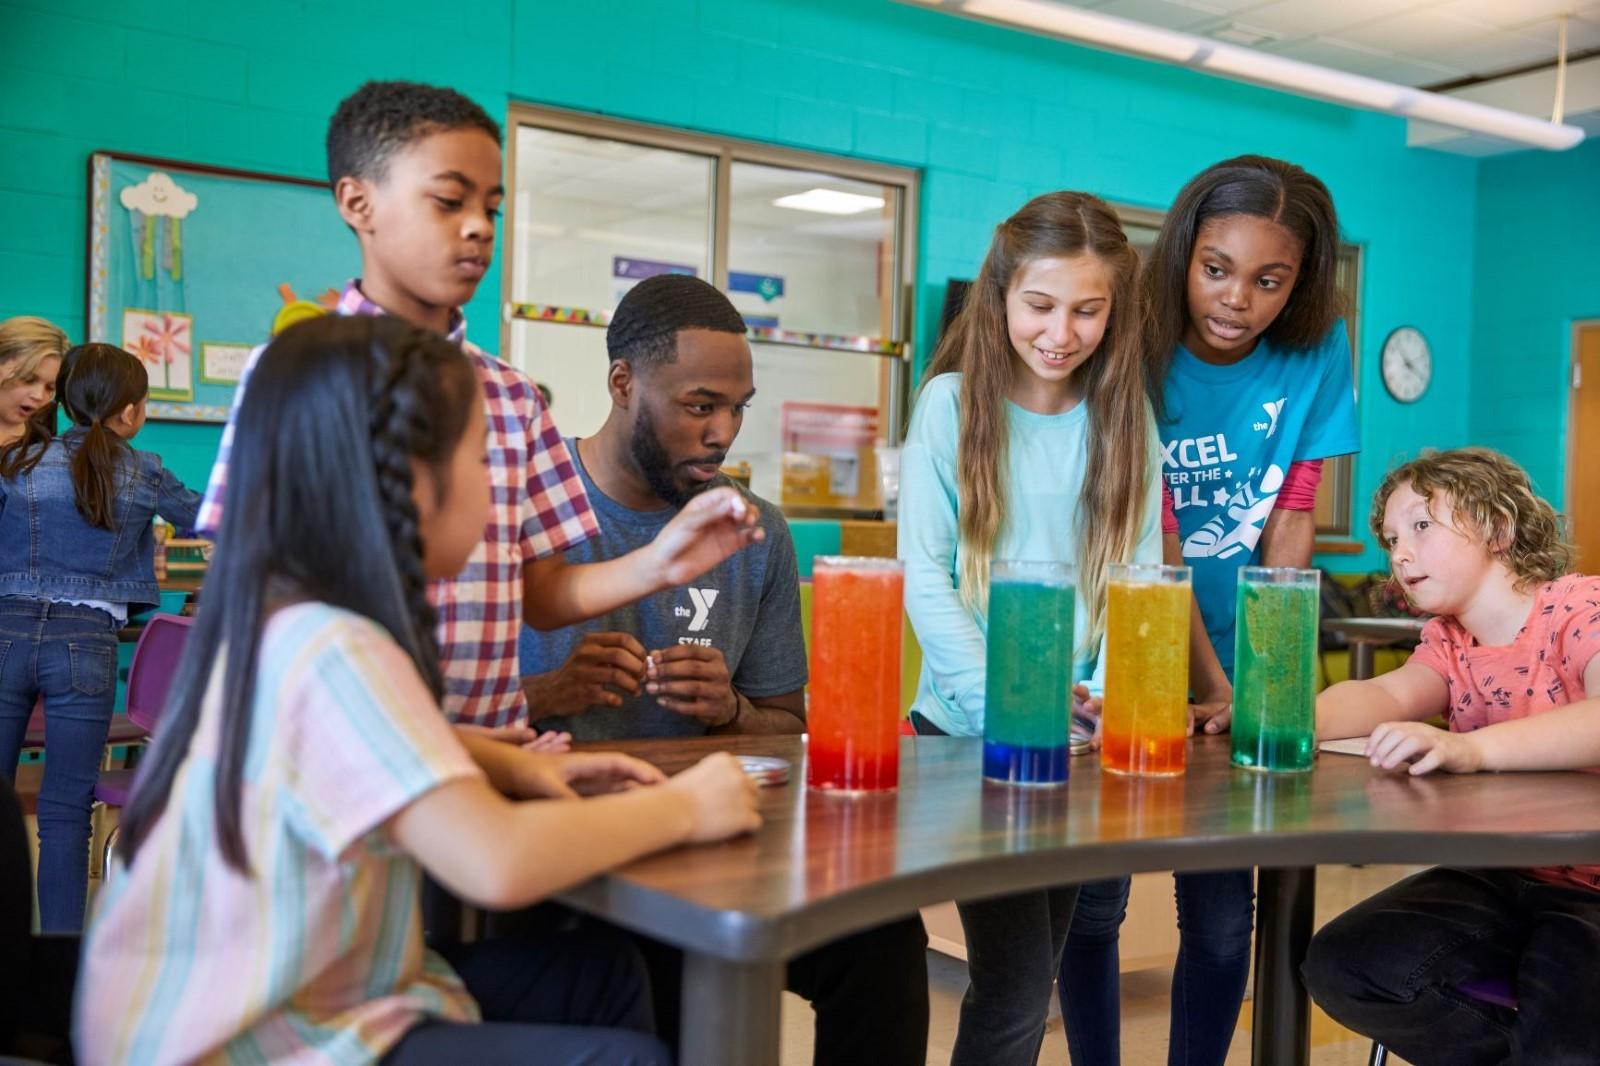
[898, 0, 1584, 151]
[773, 188, 887, 215]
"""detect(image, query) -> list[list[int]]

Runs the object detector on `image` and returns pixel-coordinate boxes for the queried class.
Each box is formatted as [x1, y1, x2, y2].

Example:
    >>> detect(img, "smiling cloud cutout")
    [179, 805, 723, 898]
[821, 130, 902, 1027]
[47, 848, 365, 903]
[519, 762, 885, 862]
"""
[119, 170, 200, 283]
[119, 171, 199, 219]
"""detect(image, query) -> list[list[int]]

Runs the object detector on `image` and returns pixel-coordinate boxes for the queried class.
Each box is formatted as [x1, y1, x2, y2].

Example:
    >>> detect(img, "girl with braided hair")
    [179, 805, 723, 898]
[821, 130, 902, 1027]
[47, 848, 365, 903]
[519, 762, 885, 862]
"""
[0, 342, 200, 932]
[77, 315, 762, 1066]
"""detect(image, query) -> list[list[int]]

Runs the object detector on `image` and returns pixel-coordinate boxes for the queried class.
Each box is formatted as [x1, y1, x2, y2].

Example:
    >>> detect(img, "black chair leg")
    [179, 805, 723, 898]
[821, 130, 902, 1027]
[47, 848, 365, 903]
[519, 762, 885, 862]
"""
[1368, 1041, 1389, 1066]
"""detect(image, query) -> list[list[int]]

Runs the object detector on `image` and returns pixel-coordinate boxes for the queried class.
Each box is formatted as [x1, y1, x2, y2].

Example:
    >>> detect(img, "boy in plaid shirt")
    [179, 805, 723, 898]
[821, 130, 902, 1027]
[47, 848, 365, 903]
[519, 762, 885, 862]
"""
[200, 82, 762, 731]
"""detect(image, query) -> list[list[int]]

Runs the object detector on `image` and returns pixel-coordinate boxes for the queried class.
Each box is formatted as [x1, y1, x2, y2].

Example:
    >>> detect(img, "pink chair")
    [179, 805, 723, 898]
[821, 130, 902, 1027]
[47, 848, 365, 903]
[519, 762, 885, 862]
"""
[93, 614, 194, 873]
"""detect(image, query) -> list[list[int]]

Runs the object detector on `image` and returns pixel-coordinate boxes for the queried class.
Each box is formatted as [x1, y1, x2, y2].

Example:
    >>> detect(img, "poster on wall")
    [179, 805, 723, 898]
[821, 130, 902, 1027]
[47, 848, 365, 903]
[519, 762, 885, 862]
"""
[728, 270, 784, 330]
[88, 151, 360, 422]
[612, 257, 697, 306]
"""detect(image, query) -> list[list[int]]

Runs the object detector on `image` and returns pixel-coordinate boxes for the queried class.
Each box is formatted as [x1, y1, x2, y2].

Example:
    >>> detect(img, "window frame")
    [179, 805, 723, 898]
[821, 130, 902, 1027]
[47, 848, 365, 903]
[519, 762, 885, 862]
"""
[501, 102, 920, 443]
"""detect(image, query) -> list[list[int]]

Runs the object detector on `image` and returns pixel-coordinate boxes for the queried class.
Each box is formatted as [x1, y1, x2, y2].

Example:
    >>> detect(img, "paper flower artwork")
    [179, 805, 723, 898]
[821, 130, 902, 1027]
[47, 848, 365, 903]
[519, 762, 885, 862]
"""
[123, 309, 194, 400]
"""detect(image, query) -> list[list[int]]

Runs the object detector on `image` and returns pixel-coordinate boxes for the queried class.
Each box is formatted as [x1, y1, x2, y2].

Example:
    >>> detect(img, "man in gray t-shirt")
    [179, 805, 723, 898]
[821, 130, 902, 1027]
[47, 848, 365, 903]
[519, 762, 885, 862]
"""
[517, 284, 806, 742]
[517, 274, 928, 1066]
[519, 443, 804, 741]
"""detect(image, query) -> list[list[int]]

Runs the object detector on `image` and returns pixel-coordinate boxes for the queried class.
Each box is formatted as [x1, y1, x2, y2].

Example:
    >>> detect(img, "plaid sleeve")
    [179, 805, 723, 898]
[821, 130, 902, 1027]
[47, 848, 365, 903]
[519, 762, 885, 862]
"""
[195, 343, 266, 538]
[519, 387, 599, 560]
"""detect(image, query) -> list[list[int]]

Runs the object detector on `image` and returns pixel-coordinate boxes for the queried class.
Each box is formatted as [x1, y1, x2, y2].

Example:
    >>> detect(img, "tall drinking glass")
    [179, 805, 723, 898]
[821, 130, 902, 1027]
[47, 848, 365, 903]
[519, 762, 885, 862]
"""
[808, 557, 904, 792]
[1231, 567, 1320, 773]
[1101, 564, 1192, 776]
[983, 560, 1075, 786]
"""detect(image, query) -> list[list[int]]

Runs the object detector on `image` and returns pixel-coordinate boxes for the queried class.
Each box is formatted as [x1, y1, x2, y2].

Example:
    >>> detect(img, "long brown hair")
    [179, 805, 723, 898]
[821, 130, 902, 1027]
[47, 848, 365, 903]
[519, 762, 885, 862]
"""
[0, 344, 148, 530]
[1139, 155, 1342, 417]
[923, 191, 1150, 650]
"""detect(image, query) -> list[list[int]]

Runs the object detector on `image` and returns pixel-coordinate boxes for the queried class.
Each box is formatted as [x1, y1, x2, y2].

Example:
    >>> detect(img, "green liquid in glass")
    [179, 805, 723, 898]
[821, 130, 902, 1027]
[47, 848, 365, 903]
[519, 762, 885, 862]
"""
[1231, 581, 1318, 772]
[984, 577, 1075, 752]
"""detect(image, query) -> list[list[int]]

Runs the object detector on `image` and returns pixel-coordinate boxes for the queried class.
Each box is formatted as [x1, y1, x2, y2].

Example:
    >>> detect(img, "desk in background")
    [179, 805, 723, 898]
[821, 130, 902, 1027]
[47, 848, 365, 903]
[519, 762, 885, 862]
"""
[1322, 617, 1427, 681]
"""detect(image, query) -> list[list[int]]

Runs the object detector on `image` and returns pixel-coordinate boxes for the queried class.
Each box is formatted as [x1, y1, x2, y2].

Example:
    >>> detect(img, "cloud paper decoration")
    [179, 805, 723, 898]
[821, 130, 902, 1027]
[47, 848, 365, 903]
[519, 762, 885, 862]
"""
[119, 171, 199, 281]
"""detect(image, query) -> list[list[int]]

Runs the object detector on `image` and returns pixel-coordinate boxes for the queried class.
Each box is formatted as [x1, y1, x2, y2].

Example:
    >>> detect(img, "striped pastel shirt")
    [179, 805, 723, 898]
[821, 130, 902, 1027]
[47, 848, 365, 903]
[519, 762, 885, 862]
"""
[75, 602, 485, 1065]
[197, 283, 600, 726]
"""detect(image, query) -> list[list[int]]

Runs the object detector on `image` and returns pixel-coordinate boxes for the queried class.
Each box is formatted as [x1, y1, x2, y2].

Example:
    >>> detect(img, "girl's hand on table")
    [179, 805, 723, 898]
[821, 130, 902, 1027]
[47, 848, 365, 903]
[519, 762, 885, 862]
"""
[665, 753, 762, 843]
[1073, 684, 1103, 751]
[1192, 694, 1233, 735]
[514, 750, 667, 799]
[1366, 721, 1483, 775]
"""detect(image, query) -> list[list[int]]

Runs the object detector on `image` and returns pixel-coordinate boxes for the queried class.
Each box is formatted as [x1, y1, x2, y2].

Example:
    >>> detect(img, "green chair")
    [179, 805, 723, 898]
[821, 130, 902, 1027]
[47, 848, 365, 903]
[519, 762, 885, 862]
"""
[786, 519, 841, 580]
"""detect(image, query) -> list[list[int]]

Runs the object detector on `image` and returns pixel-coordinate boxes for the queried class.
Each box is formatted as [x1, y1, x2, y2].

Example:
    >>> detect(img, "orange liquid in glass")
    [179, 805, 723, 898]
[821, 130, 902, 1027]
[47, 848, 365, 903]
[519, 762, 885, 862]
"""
[807, 563, 903, 792]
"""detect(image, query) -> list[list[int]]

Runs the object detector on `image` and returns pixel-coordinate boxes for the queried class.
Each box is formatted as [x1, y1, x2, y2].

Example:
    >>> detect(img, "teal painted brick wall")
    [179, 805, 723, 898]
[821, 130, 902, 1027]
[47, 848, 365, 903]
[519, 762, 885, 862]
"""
[0, 0, 1497, 569]
[1469, 137, 1600, 511]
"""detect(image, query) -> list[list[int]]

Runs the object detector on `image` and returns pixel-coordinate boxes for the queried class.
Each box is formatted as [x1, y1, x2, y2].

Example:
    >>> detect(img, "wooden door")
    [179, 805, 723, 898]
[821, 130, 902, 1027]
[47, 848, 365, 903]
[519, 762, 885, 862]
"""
[1570, 323, 1600, 570]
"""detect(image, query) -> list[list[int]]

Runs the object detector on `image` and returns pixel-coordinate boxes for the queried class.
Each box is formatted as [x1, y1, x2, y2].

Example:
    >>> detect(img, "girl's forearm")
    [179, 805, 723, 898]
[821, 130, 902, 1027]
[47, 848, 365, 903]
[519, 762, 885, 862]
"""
[1469, 698, 1600, 772]
[1316, 679, 1406, 740]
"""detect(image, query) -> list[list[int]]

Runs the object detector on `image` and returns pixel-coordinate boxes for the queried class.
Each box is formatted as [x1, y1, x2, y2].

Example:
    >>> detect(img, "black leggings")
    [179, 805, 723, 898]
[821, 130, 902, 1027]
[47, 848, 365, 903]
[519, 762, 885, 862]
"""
[911, 710, 1080, 1066]
[382, 924, 671, 1065]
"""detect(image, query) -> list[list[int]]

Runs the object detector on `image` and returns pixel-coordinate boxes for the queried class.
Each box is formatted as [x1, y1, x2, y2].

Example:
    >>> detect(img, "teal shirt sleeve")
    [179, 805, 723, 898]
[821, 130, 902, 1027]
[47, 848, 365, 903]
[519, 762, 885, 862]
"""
[897, 376, 988, 733]
[1080, 419, 1166, 697]
[1294, 321, 1360, 461]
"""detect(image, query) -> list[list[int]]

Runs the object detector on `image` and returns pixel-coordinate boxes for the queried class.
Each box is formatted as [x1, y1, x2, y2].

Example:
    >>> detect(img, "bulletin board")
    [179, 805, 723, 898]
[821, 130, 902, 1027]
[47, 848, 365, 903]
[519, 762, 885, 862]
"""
[86, 151, 360, 422]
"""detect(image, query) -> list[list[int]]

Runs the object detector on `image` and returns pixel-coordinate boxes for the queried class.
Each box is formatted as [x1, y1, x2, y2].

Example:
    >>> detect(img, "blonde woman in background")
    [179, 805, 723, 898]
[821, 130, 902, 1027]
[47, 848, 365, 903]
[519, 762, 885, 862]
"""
[0, 317, 69, 444]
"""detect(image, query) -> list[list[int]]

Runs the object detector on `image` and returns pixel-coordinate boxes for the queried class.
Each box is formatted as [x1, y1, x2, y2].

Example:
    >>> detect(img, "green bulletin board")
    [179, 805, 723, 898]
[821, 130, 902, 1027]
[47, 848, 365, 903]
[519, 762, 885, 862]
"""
[87, 151, 360, 422]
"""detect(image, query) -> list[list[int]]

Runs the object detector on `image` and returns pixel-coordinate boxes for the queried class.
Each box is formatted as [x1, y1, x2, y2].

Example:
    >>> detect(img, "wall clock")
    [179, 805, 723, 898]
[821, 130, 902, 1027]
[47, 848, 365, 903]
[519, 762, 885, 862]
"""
[1381, 326, 1431, 403]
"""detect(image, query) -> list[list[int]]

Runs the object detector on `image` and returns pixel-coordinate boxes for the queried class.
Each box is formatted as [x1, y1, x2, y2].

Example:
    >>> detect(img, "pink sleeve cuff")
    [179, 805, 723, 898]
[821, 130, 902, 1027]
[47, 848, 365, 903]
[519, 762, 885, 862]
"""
[1161, 480, 1178, 535]
[1277, 459, 1324, 511]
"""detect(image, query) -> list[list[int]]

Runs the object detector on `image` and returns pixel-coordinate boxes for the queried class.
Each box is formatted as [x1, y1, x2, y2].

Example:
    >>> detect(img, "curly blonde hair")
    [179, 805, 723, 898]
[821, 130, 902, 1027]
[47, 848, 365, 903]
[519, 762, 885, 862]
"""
[1370, 447, 1573, 589]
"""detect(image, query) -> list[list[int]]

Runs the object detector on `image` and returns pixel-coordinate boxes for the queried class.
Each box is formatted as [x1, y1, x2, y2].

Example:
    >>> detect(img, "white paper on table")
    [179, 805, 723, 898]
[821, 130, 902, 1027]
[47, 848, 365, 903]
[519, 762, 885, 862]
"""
[1317, 737, 1370, 756]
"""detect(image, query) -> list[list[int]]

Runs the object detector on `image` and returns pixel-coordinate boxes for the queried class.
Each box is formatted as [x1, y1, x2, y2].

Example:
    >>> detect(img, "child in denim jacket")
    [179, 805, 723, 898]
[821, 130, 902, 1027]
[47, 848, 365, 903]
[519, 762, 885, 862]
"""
[0, 342, 200, 930]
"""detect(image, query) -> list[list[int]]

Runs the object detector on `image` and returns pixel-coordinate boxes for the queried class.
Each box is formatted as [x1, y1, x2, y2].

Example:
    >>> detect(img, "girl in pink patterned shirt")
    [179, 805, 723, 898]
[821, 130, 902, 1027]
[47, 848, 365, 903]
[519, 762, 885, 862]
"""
[1306, 446, 1600, 1065]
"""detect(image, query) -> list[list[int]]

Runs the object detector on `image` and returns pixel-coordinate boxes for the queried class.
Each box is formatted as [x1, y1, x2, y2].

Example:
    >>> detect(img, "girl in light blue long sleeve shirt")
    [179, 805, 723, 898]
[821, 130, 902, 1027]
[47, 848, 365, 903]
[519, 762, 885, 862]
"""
[898, 192, 1162, 1066]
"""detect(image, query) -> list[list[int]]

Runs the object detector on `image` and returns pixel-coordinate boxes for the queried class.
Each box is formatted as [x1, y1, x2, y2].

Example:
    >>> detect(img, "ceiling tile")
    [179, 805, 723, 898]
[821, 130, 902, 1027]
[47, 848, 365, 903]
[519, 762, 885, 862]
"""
[1562, 13, 1600, 48]
[1421, 31, 1561, 77]
[1221, 0, 1435, 40]
[1080, 0, 1230, 31]
[1334, 9, 1501, 52]
[1436, 0, 1596, 30]
[1264, 34, 1465, 83]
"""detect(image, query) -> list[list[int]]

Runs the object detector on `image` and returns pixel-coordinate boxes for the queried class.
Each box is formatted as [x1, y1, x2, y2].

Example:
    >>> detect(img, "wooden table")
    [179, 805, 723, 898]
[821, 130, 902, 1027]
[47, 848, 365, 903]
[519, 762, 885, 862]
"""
[1321, 616, 1427, 680]
[561, 734, 1600, 1066]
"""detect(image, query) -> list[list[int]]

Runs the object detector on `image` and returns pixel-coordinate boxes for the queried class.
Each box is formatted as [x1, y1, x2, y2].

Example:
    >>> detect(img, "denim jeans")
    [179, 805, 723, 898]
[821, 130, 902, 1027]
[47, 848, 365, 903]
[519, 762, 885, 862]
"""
[1059, 869, 1255, 1066]
[0, 598, 119, 932]
[1303, 866, 1600, 1066]
[911, 710, 1079, 1066]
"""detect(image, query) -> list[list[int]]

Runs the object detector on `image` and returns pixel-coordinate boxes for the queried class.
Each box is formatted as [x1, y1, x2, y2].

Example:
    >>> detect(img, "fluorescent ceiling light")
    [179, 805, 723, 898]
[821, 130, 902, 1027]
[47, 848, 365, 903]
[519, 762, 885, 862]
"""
[899, 0, 1584, 151]
[774, 188, 887, 214]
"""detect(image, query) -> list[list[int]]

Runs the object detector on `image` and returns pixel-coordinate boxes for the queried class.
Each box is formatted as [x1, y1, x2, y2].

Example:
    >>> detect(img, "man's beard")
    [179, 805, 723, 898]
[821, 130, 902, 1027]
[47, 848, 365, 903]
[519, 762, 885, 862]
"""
[628, 404, 724, 509]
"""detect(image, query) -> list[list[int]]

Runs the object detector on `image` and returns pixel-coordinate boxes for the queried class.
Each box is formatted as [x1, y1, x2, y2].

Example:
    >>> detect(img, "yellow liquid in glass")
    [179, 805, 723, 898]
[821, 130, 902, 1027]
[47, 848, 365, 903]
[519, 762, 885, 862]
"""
[1101, 581, 1191, 775]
